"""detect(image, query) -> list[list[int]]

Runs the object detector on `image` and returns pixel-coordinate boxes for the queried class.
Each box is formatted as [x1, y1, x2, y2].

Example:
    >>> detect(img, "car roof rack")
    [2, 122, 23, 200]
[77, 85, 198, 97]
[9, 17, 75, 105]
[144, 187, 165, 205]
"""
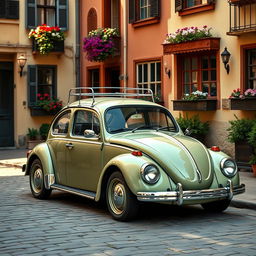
[67, 87, 155, 106]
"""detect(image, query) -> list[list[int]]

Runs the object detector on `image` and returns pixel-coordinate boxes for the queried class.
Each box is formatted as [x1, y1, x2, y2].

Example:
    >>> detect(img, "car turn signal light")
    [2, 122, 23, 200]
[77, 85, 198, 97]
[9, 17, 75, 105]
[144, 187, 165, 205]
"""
[132, 151, 143, 156]
[211, 146, 220, 152]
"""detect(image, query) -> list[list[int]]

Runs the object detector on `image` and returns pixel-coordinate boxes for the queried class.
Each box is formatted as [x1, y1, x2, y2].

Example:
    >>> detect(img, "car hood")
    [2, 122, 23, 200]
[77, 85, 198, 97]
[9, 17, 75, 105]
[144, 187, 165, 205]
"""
[108, 131, 214, 190]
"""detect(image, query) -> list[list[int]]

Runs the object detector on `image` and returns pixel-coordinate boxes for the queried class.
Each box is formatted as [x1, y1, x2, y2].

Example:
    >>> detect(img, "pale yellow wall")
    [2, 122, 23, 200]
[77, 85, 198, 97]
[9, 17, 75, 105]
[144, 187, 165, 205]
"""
[166, 1, 256, 155]
[0, 0, 77, 148]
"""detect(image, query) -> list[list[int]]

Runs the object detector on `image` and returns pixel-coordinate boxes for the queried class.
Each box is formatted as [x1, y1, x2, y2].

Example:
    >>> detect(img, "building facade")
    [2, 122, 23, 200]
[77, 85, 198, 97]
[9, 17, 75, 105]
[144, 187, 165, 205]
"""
[0, 0, 77, 148]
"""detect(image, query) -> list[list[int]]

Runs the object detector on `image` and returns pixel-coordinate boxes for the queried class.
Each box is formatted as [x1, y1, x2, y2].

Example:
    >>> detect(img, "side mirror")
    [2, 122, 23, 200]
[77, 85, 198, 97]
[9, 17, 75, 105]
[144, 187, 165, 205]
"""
[184, 128, 192, 136]
[84, 129, 96, 138]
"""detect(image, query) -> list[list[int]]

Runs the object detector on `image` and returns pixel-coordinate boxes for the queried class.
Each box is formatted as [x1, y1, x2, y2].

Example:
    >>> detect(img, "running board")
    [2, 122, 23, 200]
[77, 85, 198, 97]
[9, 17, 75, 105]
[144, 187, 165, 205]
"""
[51, 184, 96, 200]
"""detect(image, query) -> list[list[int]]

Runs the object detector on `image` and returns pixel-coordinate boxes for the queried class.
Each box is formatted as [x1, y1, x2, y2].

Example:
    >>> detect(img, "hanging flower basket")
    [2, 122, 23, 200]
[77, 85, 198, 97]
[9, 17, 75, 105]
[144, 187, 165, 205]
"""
[28, 24, 65, 55]
[83, 28, 119, 62]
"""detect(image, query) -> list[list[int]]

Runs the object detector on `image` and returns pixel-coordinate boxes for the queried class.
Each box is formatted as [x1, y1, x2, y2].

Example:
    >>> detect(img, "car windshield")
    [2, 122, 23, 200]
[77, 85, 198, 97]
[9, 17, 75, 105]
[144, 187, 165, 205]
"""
[105, 106, 178, 134]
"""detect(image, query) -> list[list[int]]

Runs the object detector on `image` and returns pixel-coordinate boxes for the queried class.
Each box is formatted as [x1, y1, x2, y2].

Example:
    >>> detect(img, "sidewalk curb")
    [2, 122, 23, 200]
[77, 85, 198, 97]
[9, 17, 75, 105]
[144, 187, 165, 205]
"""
[0, 162, 23, 169]
[231, 200, 256, 211]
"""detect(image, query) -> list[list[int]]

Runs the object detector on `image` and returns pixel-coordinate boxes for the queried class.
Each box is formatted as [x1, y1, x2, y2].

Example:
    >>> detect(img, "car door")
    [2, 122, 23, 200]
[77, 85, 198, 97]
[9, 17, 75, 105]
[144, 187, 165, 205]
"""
[47, 110, 71, 185]
[65, 109, 103, 191]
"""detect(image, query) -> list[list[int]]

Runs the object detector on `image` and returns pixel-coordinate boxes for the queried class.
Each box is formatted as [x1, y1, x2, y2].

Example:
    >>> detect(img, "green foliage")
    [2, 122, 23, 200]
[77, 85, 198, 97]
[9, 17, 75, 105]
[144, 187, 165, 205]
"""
[27, 128, 39, 140]
[248, 123, 256, 164]
[176, 114, 209, 137]
[227, 115, 256, 143]
[39, 123, 50, 140]
[249, 155, 256, 165]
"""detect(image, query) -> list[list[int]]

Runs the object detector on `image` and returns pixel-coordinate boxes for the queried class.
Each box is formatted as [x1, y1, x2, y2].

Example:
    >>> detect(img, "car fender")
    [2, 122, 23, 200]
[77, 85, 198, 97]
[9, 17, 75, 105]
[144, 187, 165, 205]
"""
[208, 149, 239, 186]
[25, 143, 55, 187]
[95, 153, 171, 201]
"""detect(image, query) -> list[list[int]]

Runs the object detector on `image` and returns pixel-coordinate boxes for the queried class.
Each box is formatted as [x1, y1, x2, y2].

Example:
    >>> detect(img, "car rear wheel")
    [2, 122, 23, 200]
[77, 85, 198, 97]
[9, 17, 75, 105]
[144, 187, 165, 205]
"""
[30, 159, 52, 199]
[201, 199, 231, 212]
[106, 171, 139, 221]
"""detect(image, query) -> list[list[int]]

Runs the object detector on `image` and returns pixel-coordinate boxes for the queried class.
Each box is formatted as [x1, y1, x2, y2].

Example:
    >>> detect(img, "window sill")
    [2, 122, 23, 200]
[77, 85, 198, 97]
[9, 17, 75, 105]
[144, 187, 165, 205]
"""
[132, 17, 160, 28]
[178, 4, 215, 16]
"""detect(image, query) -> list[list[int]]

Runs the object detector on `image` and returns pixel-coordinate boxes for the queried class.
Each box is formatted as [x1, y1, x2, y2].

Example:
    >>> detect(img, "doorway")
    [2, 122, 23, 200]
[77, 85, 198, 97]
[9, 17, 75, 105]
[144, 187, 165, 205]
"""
[105, 67, 120, 93]
[0, 62, 14, 147]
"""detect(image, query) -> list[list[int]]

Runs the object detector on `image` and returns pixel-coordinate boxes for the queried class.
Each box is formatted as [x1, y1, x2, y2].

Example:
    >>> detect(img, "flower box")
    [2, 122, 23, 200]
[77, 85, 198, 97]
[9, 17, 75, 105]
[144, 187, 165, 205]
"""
[230, 98, 256, 110]
[30, 107, 59, 116]
[163, 37, 220, 55]
[32, 39, 64, 55]
[173, 99, 217, 111]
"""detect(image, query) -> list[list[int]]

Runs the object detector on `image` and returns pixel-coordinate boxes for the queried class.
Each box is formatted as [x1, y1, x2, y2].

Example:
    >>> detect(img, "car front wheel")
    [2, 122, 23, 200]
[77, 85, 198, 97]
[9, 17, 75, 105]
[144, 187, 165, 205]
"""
[106, 171, 139, 221]
[30, 159, 52, 199]
[201, 199, 231, 212]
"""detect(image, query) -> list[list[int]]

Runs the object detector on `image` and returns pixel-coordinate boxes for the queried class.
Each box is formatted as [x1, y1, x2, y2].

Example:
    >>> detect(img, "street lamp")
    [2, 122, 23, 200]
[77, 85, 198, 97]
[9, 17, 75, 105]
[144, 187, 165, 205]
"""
[17, 54, 27, 77]
[221, 47, 231, 74]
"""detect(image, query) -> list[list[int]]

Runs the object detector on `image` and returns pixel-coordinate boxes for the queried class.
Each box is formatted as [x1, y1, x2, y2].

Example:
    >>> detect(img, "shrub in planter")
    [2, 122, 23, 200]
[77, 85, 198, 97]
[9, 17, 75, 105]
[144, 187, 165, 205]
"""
[176, 114, 209, 142]
[248, 123, 256, 175]
[39, 123, 50, 140]
[27, 128, 39, 141]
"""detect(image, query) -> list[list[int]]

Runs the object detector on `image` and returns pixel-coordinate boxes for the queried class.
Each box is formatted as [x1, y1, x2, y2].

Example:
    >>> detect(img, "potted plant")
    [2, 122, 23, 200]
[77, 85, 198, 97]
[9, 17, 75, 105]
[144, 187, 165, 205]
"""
[39, 123, 50, 140]
[176, 114, 209, 143]
[83, 28, 119, 62]
[173, 90, 217, 111]
[227, 115, 256, 165]
[248, 123, 256, 175]
[30, 93, 63, 116]
[28, 24, 65, 55]
[27, 128, 41, 149]
[229, 88, 256, 110]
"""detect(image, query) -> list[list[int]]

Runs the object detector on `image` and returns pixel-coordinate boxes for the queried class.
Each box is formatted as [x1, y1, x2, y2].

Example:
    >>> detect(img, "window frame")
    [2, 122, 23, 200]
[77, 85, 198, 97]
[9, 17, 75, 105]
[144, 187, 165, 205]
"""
[27, 65, 57, 107]
[175, 0, 215, 16]
[177, 52, 218, 99]
[136, 59, 162, 100]
[129, 0, 160, 27]
[26, 0, 68, 31]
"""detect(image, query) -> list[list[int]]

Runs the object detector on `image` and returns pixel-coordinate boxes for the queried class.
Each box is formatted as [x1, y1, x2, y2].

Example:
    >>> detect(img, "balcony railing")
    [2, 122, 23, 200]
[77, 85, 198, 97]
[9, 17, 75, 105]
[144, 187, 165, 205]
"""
[227, 0, 256, 35]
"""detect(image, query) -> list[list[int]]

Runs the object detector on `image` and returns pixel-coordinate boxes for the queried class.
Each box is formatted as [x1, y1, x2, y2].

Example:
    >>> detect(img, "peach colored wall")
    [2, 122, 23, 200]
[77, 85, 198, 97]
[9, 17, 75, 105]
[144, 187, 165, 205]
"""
[127, 1, 171, 104]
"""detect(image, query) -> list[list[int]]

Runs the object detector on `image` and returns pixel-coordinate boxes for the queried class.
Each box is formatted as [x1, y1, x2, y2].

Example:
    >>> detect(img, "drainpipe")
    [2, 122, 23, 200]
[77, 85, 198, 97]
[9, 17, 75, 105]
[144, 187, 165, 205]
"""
[75, 0, 81, 88]
[123, 0, 128, 88]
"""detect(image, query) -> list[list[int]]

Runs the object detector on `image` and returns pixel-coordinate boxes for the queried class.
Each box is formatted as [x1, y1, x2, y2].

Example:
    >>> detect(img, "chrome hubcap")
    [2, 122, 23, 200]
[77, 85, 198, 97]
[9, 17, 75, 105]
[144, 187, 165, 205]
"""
[32, 168, 43, 194]
[108, 179, 126, 215]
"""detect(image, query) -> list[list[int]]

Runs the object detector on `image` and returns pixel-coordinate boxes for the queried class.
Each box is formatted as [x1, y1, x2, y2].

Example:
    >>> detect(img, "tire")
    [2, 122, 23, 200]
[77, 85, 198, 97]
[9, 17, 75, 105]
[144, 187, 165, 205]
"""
[201, 199, 231, 213]
[106, 171, 139, 221]
[29, 159, 52, 199]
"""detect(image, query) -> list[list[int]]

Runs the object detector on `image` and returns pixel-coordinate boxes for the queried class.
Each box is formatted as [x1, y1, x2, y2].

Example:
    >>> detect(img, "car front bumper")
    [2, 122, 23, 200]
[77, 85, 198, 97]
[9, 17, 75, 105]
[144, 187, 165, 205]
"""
[137, 180, 245, 205]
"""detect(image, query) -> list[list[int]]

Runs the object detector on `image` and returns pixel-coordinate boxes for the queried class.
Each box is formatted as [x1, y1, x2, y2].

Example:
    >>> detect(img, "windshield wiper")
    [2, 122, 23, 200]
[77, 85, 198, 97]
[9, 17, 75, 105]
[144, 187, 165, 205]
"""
[156, 126, 174, 132]
[131, 125, 149, 133]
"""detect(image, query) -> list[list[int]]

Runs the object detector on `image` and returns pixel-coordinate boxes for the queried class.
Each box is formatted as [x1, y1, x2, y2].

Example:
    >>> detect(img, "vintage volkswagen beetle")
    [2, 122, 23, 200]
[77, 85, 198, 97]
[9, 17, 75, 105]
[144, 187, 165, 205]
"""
[24, 88, 245, 221]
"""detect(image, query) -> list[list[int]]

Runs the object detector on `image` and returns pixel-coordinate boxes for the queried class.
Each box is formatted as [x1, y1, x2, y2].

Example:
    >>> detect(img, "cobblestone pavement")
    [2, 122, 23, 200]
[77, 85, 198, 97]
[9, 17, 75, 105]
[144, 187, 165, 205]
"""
[1, 166, 256, 256]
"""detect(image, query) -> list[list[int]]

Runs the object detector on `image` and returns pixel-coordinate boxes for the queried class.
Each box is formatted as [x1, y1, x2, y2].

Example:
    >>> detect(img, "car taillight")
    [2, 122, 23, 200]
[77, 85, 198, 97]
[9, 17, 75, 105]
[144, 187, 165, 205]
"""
[211, 146, 220, 152]
[27, 150, 32, 158]
[132, 151, 143, 156]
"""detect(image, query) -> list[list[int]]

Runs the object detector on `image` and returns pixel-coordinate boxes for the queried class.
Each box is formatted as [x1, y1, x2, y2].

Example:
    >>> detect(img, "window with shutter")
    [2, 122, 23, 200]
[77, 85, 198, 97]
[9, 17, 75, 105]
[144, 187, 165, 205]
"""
[176, 0, 215, 15]
[26, 0, 68, 30]
[0, 0, 19, 19]
[28, 65, 57, 107]
[129, 0, 160, 26]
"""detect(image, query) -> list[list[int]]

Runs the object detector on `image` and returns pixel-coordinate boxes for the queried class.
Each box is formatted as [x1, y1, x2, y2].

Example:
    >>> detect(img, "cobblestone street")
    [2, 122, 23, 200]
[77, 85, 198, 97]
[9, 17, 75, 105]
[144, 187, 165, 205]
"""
[0, 166, 256, 256]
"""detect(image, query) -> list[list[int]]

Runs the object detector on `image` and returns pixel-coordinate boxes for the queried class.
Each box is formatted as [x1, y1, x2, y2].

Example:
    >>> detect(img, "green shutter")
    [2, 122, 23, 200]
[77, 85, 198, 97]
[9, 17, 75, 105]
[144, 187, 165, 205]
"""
[26, 0, 37, 29]
[7, 0, 19, 19]
[57, 0, 68, 31]
[0, 0, 6, 18]
[207, 0, 215, 4]
[27, 65, 38, 107]
[175, 0, 183, 12]
[150, 0, 160, 18]
[129, 0, 136, 24]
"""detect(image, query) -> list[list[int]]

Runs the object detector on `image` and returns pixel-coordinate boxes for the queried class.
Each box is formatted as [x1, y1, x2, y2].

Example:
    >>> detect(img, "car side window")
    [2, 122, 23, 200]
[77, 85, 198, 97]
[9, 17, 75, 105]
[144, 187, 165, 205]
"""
[52, 111, 71, 135]
[72, 110, 100, 137]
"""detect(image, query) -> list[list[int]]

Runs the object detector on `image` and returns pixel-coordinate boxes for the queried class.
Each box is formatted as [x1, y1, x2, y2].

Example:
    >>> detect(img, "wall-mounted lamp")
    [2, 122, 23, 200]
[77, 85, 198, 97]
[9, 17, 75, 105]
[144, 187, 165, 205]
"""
[221, 47, 231, 74]
[164, 62, 171, 78]
[17, 54, 27, 77]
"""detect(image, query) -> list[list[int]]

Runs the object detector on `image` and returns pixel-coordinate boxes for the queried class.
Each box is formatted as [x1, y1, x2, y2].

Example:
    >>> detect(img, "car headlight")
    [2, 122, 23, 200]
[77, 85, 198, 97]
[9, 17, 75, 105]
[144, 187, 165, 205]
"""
[220, 158, 237, 178]
[140, 164, 160, 185]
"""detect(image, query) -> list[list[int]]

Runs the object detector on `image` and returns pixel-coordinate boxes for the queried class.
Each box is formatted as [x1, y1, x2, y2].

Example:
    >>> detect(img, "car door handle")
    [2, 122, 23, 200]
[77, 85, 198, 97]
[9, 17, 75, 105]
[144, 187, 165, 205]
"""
[65, 143, 74, 150]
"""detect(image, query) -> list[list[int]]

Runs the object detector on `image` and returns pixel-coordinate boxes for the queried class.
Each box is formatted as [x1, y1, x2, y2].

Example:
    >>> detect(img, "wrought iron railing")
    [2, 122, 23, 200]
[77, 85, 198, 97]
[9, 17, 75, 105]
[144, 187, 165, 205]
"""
[228, 0, 256, 35]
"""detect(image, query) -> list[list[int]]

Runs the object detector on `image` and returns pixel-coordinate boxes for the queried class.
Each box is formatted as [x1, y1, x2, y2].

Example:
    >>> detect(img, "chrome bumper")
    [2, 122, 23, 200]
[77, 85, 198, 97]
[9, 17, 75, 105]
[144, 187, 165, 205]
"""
[137, 180, 245, 205]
